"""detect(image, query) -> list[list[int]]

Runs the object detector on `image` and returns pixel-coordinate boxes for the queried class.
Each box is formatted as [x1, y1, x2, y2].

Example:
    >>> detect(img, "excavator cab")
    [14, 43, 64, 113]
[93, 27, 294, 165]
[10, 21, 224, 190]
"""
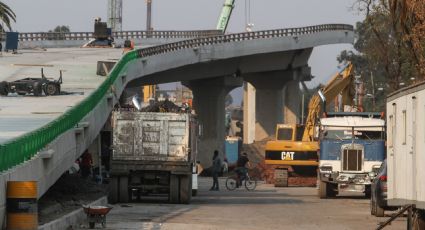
[275, 124, 305, 142]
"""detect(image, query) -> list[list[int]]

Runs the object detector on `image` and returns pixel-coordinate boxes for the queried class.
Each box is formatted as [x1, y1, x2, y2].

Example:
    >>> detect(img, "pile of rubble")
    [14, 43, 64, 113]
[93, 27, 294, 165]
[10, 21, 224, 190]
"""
[242, 137, 316, 187]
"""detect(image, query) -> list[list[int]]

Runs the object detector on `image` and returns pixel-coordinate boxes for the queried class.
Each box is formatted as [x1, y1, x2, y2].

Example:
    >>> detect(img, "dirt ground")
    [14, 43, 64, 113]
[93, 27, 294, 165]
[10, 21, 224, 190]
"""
[38, 173, 107, 225]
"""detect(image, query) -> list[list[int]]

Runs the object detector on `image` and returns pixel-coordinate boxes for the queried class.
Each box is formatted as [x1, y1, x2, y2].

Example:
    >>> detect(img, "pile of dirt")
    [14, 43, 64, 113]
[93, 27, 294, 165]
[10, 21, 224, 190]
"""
[38, 173, 107, 225]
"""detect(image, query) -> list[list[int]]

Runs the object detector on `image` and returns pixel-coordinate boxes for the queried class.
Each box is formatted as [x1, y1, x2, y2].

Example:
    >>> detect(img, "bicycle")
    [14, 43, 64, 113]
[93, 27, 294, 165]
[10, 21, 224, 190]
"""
[225, 169, 257, 191]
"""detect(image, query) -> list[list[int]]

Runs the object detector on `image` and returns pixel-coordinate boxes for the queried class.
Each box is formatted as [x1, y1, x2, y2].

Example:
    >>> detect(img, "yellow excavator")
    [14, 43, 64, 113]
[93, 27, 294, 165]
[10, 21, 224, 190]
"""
[265, 63, 355, 186]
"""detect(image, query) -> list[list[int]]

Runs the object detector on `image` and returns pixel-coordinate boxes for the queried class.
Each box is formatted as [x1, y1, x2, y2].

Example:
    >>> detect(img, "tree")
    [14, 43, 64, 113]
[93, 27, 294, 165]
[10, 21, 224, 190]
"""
[337, 0, 425, 111]
[0, 1, 16, 32]
[50, 25, 70, 33]
[47, 25, 71, 40]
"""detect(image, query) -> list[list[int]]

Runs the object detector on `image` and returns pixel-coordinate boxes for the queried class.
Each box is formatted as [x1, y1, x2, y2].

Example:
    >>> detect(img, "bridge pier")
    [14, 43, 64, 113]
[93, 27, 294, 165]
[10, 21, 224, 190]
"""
[184, 76, 242, 167]
[243, 69, 306, 143]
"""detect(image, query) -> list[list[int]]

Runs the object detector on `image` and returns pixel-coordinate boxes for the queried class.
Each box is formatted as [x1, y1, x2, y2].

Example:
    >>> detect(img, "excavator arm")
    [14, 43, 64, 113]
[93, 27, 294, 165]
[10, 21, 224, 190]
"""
[302, 63, 354, 141]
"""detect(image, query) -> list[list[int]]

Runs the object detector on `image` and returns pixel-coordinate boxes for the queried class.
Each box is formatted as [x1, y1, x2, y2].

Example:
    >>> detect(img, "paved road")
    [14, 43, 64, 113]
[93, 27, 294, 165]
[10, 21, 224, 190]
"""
[80, 178, 405, 230]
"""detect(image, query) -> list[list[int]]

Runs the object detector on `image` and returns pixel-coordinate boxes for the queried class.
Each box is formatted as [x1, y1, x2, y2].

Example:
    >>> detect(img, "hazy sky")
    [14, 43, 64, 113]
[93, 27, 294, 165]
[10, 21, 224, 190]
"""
[3, 0, 364, 105]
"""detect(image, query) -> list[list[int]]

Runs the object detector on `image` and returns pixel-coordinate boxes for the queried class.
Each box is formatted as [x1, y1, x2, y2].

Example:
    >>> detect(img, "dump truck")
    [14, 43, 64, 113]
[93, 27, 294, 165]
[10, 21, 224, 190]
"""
[109, 110, 199, 204]
[384, 81, 425, 228]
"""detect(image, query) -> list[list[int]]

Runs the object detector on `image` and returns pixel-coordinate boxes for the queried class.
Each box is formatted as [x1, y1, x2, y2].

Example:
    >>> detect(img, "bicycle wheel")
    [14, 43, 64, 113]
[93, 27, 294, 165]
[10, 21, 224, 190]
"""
[245, 178, 257, 191]
[225, 177, 237, 191]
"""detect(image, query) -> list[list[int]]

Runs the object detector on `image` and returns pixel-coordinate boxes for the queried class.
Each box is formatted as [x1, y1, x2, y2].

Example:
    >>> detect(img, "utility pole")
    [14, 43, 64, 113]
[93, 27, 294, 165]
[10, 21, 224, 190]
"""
[146, 0, 153, 31]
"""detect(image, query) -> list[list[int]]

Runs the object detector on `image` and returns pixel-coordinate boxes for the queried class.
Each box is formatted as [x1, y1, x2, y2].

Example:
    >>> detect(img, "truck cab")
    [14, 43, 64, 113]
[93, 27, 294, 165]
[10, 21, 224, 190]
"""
[318, 113, 385, 198]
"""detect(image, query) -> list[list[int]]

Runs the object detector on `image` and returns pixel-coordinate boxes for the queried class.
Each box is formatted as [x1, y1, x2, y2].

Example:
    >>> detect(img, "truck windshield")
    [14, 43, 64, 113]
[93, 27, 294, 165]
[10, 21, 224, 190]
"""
[277, 128, 293, 141]
[322, 127, 385, 140]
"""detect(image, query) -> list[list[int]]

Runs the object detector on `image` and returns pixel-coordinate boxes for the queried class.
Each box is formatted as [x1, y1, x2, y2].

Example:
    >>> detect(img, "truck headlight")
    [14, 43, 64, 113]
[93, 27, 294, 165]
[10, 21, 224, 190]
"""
[368, 171, 377, 177]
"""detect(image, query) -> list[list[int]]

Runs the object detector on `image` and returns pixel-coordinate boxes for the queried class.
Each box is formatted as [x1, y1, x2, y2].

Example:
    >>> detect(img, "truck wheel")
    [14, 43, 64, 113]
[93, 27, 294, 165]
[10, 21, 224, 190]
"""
[108, 176, 119, 204]
[45, 83, 59, 95]
[328, 183, 338, 197]
[0, 81, 8, 96]
[169, 175, 180, 204]
[375, 201, 385, 217]
[179, 175, 191, 204]
[370, 195, 376, 216]
[319, 181, 328, 199]
[33, 82, 42, 96]
[119, 176, 129, 203]
[413, 210, 425, 230]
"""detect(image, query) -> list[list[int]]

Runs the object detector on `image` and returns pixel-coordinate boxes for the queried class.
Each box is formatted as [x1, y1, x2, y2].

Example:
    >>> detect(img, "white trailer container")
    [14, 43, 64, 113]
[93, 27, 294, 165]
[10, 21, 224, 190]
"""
[109, 110, 199, 204]
[386, 82, 425, 226]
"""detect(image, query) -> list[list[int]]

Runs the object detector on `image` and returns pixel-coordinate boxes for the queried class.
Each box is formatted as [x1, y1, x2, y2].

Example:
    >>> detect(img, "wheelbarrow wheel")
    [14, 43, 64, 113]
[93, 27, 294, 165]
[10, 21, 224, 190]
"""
[89, 222, 95, 229]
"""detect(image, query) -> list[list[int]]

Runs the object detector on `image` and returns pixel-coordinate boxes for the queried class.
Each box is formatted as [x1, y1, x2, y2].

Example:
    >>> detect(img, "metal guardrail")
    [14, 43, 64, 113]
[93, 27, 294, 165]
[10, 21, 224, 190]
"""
[135, 24, 354, 57]
[0, 24, 353, 172]
[0, 30, 223, 41]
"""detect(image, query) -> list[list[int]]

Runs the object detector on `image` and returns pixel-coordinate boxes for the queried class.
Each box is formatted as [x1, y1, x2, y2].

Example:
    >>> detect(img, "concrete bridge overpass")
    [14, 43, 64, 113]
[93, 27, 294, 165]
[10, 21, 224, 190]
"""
[0, 24, 354, 226]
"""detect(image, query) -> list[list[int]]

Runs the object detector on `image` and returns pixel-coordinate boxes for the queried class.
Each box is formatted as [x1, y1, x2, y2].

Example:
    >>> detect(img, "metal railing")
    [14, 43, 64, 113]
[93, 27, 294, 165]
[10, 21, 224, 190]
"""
[0, 24, 353, 172]
[0, 30, 223, 41]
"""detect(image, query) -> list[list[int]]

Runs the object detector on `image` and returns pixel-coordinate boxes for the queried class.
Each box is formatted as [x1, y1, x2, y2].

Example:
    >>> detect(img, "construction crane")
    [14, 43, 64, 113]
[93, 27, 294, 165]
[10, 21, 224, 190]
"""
[216, 0, 236, 32]
[264, 63, 355, 187]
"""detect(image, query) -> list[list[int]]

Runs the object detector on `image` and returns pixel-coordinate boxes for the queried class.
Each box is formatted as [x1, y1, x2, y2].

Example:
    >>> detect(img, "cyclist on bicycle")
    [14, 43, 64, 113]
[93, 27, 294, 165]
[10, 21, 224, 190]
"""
[235, 153, 250, 186]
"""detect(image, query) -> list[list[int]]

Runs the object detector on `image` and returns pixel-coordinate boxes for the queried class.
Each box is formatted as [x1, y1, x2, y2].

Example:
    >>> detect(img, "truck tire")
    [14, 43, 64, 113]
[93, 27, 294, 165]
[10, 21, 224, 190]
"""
[45, 83, 59, 95]
[375, 203, 385, 217]
[33, 82, 43, 96]
[0, 81, 8, 96]
[169, 175, 180, 204]
[179, 175, 191, 204]
[413, 210, 425, 230]
[108, 176, 119, 204]
[370, 195, 376, 216]
[319, 181, 328, 199]
[328, 183, 338, 197]
[119, 176, 129, 203]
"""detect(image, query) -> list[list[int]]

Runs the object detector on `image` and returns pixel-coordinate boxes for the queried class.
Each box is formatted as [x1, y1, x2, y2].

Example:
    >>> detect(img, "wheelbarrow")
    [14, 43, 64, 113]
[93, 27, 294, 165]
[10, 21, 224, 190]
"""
[82, 205, 113, 229]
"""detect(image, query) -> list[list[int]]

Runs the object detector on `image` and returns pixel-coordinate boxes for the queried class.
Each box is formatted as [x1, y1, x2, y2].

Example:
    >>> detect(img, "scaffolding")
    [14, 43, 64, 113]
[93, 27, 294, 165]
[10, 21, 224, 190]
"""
[107, 0, 123, 32]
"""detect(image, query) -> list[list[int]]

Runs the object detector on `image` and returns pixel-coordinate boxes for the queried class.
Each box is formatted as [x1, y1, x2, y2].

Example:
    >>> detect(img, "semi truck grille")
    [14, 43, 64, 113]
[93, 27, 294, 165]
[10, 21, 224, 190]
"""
[342, 149, 362, 171]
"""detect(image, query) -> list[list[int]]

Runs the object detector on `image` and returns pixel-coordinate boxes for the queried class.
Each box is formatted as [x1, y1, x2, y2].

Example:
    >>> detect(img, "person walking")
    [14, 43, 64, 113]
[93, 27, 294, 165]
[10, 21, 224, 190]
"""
[210, 150, 222, 191]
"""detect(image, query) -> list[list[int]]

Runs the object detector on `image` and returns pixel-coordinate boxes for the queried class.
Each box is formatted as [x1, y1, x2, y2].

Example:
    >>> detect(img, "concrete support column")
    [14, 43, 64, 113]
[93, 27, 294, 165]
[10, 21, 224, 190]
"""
[243, 82, 256, 144]
[254, 88, 284, 141]
[243, 69, 306, 142]
[184, 77, 242, 167]
[283, 80, 301, 124]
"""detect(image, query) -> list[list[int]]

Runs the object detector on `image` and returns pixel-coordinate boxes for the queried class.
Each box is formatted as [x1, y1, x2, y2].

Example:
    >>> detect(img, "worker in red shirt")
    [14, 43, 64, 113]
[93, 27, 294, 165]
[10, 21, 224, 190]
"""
[80, 150, 93, 178]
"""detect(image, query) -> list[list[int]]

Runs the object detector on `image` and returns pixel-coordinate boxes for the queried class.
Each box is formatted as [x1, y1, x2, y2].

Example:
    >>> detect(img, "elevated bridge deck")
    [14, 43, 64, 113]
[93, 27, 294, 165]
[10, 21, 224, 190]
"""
[0, 48, 122, 143]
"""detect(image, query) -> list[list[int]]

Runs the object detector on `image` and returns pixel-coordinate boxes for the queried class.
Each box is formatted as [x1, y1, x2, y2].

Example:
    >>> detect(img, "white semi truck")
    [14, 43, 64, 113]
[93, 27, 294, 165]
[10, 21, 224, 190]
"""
[109, 110, 199, 204]
[318, 112, 386, 198]
[385, 82, 425, 228]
